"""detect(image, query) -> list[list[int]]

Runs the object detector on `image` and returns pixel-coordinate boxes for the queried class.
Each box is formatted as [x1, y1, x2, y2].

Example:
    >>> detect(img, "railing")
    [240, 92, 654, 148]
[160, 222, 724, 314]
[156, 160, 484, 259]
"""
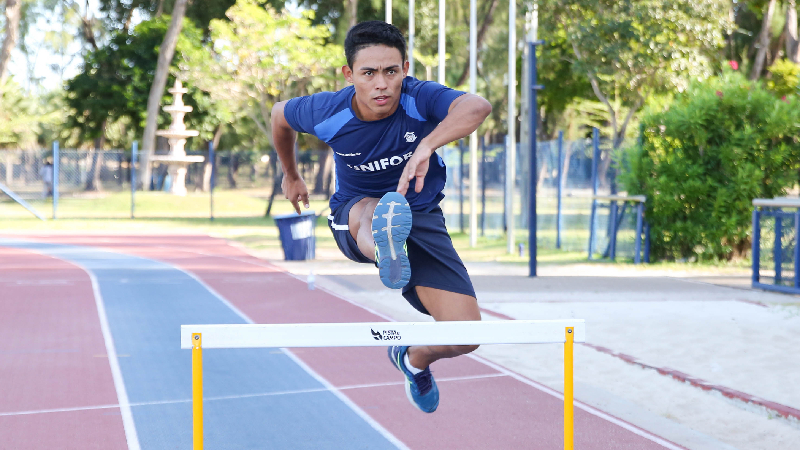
[588, 195, 650, 264]
[752, 198, 800, 294]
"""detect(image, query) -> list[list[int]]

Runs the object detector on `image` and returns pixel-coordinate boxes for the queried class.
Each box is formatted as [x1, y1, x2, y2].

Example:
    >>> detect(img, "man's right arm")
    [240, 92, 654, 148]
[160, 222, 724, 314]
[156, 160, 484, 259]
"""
[271, 100, 309, 214]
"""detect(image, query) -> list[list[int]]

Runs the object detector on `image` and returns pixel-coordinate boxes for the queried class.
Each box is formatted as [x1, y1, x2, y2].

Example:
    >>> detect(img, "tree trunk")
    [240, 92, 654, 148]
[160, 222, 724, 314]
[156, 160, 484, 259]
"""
[313, 145, 333, 195]
[140, 0, 189, 190]
[787, 0, 799, 63]
[201, 124, 223, 192]
[347, 0, 358, 28]
[0, 0, 22, 83]
[456, 0, 500, 87]
[227, 152, 238, 188]
[750, 0, 778, 80]
[85, 120, 108, 191]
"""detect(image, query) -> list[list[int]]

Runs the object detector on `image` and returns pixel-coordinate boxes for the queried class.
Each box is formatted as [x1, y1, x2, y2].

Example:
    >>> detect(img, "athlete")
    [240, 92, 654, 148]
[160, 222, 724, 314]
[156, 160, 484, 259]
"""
[271, 20, 491, 413]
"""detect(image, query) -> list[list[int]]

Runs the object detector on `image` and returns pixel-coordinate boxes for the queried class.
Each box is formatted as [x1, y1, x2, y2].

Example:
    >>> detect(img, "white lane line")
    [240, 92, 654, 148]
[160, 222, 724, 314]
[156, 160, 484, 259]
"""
[175, 266, 411, 450]
[0, 242, 141, 450]
[0, 373, 508, 418]
[72, 260, 142, 450]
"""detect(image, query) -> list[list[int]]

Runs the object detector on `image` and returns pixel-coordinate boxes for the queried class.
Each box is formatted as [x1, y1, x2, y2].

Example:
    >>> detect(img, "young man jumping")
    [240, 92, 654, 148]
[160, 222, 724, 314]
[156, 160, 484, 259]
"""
[271, 20, 491, 413]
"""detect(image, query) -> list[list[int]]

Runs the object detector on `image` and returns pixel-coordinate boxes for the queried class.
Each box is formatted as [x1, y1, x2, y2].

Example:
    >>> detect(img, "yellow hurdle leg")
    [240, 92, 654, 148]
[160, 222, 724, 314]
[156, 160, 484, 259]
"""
[564, 327, 574, 450]
[192, 333, 203, 450]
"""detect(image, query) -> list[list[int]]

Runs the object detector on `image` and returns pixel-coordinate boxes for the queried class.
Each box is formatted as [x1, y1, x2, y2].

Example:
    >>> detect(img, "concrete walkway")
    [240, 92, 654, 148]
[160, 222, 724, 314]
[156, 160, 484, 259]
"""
[262, 251, 800, 450]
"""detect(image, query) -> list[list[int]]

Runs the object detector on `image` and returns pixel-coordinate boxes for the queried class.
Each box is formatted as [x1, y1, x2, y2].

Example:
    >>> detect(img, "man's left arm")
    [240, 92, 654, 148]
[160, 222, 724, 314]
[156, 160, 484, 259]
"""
[397, 93, 491, 196]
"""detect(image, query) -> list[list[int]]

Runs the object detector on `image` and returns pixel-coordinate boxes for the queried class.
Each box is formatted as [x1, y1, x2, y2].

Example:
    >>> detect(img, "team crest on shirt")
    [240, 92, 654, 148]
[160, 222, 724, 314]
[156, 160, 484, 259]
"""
[404, 132, 417, 143]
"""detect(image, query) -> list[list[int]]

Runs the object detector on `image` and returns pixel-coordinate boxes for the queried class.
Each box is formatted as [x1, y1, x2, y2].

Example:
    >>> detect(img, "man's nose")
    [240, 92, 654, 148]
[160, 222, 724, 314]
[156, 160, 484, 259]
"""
[374, 73, 388, 89]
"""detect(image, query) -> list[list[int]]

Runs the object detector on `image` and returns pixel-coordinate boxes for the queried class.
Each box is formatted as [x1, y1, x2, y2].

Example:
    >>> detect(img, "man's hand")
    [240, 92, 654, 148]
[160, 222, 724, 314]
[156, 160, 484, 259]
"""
[396, 146, 433, 196]
[282, 173, 309, 214]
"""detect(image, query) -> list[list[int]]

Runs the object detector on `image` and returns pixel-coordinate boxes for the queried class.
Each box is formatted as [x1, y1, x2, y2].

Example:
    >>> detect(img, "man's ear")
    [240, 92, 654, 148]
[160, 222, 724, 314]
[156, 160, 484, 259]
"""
[403, 60, 409, 77]
[342, 65, 354, 84]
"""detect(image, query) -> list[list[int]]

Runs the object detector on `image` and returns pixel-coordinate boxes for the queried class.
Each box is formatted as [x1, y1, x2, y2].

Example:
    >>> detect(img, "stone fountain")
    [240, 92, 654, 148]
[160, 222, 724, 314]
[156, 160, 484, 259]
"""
[151, 80, 204, 196]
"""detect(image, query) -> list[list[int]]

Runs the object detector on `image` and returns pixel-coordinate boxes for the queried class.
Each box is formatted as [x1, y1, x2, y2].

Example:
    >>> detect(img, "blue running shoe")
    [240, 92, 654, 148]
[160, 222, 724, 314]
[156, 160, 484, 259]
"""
[372, 192, 412, 289]
[388, 346, 439, 413]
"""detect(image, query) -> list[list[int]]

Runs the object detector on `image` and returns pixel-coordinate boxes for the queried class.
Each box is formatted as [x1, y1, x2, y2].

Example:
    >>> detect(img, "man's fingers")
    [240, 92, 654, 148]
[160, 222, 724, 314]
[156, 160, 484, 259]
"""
[415, 174, 425, 193]
[291, 197, 301, 214]
[396, 165, 411, 195]
[301, 192, 310, 209]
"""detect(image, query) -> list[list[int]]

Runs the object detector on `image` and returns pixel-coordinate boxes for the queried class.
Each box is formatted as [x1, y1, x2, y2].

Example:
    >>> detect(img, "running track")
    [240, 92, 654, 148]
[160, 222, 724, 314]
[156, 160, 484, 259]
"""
[0, 235, 684, 449]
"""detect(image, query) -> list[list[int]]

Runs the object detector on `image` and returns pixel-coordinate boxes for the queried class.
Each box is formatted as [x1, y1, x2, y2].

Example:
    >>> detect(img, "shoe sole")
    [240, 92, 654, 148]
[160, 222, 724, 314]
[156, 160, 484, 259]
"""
[372, 192, 411, 289]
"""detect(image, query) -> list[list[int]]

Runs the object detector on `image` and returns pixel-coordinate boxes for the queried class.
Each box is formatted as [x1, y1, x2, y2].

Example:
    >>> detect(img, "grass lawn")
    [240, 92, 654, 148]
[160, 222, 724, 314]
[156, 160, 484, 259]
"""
[0, 189, 751, 272]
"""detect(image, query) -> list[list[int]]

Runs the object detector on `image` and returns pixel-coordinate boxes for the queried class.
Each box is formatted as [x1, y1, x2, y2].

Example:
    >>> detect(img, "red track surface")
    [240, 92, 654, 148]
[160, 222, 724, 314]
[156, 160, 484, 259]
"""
[3, 235, 678, 449]
[0, 246, 127, 449]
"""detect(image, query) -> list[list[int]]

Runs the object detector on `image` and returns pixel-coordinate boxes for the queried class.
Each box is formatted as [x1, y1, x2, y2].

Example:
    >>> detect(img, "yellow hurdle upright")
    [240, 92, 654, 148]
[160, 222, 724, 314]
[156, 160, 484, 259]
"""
[192, 333, 203, 450]
[184, 320, 584, 450]
[564, 327, 574, 450]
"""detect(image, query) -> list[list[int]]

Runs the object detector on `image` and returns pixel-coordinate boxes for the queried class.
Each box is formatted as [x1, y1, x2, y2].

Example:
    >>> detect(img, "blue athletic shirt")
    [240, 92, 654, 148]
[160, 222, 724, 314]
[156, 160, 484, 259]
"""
[283, 76, 465, 213]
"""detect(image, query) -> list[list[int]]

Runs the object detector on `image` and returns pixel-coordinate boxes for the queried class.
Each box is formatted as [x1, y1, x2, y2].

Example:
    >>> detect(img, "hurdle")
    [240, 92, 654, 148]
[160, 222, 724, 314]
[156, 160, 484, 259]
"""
[181, 320, 586, 450]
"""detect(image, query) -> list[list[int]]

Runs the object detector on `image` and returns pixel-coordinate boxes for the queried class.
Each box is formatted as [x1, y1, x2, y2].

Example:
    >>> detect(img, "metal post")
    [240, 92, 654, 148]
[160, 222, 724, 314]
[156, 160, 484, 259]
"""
[209, 142, 215, 221]
[528, 38, 544, 277]
[587, 129, 599, 259]
[506, 0, 517, 254]
[634, 202, 644, 264]
[564, 327, 574, 450]
[385, 0, 392, 23]
[644, 222, 651, 263]
[556, 131, 564, 249]
[469, 0, 478, 247]
[460, 140, 465, 233]
[609, 201, 618, 260]
[480, 136, 486, 236]
[192, 333, 203, 450]
[774, 211, 782, 282]
[408, 0, 415, 78]
[438, 0, 445, 85]
[131, 141, 137, 219]
[52, 141, 59, 219]
[794, 210, 800, 288]
[752, 208, 761, 285]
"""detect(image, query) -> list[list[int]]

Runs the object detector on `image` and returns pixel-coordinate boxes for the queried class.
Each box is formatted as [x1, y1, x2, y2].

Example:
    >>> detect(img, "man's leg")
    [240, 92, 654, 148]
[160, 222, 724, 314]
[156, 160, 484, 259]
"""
[347, 197, 379, 261]
[406, 286, 481, 370]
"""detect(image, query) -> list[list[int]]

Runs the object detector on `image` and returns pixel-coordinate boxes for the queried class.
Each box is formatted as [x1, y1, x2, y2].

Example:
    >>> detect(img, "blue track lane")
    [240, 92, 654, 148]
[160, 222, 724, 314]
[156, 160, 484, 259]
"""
[1, 240, 398, 449]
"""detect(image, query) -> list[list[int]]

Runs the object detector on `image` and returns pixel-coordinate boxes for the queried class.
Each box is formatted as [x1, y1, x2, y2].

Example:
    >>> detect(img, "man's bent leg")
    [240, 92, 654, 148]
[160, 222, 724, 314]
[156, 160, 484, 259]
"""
[348, 197, 379, 261]
[407, 286, 481, 370]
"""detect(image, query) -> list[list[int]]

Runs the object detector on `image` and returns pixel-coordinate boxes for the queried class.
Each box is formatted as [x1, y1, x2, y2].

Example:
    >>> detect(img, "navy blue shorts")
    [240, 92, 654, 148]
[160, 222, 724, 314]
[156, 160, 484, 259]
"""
[327, 195, 476, 316]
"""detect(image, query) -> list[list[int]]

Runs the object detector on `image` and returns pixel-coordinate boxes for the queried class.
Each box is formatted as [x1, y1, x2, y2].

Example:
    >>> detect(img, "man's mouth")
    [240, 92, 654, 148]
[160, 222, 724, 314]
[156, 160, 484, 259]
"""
[374, 95, 389, 106]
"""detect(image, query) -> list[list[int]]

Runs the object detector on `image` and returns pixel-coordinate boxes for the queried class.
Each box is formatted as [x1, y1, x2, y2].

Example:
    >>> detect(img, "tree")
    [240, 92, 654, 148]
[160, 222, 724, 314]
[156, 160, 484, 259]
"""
[181, 1, 342, 150]
[140, 0, 190, 190]
[549, 0, 731, 186]
[0, 0, 22, 83]
[750, 0, 779, 79]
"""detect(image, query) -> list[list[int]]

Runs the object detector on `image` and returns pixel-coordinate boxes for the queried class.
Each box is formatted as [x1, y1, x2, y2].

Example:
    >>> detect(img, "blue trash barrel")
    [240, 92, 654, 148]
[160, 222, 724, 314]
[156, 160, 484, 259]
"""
[273, 211, 317, 260]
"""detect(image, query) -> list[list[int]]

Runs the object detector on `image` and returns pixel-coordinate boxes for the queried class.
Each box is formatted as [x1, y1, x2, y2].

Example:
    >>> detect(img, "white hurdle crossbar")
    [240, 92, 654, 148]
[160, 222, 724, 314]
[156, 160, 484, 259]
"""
[181, 320, 586, 450]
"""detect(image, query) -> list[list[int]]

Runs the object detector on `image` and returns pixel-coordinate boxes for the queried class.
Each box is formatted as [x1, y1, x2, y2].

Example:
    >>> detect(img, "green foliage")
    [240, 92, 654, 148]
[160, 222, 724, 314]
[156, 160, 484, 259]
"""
[766, 59, 800, 98]
[620, 72, 800, 260]
[0, 79, 41, 147]
[180, 1, 343, 143]
[64, 17, 220, 147]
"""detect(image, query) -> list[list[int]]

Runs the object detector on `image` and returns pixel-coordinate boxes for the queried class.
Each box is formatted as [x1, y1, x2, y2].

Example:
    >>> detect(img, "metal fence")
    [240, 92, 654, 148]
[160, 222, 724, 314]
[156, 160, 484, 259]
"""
[439, 132, 645, 261]
[752, 201, 800, 294]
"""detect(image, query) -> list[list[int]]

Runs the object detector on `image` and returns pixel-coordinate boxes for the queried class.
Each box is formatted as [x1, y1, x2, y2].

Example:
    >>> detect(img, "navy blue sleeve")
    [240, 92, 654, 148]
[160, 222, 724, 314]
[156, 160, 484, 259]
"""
[283, 96, 315, 135]
[414, 82, 466, 123]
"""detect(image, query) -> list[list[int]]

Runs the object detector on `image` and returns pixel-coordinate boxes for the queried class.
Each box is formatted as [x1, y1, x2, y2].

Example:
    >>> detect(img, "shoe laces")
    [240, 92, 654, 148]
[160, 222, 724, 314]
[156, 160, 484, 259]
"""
[411, 368, 433, 395]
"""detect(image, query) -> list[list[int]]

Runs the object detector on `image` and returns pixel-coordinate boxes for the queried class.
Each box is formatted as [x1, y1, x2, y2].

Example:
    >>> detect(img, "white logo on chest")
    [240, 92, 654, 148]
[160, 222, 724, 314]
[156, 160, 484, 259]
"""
[404, 132, 417, 143]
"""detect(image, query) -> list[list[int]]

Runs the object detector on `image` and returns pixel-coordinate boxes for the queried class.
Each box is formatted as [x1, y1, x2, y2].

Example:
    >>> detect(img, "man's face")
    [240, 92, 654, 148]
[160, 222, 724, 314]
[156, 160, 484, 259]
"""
[342, 45, 408, 121]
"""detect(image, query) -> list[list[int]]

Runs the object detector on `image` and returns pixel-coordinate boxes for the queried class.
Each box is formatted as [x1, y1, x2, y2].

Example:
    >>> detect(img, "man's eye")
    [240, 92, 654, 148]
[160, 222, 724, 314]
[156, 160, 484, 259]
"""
[364, 71, 373, 76]
[388, 70, 396, 75]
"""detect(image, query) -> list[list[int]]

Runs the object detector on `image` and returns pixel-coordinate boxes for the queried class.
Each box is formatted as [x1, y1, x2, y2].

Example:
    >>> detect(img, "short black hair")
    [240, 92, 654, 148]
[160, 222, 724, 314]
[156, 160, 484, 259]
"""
[344, 21, 407, 68]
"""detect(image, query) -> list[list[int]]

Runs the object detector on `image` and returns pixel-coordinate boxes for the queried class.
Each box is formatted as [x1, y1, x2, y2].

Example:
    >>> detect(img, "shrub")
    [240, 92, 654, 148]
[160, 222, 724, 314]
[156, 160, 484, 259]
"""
[620, 72, 800, 261]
